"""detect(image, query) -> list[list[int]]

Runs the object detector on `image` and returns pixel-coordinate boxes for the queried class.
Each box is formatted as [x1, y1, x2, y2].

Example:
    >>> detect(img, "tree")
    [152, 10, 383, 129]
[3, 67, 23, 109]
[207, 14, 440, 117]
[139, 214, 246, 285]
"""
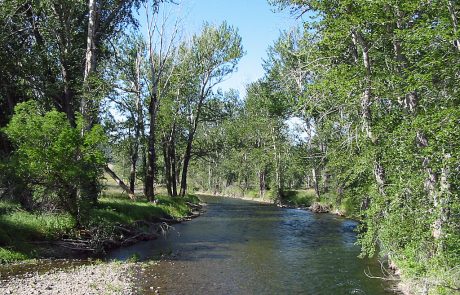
[178, 22, 244, 196]
[269, 0, 460, 293]
[103, 33, 149, 199]
[143, 0, 181, 201]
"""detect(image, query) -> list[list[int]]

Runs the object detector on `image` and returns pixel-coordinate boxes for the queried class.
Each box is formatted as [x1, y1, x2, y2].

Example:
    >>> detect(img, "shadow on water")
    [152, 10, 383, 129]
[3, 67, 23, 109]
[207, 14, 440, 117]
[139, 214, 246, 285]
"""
[108, 196, 399, 295]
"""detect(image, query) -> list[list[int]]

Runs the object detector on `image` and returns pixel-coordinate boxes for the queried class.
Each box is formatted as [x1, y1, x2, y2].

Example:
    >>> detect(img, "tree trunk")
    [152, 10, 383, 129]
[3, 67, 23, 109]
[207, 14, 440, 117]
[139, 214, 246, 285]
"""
[374, 160, 386, 195]
[180, 135, 193, 197]
[82, 0, 98, 127]
[305, 174, 311, 189]
[312, 167, 320, 200]
[352, 31, 374, 141]
[433, 153, 452, 243]
[179, 92, 205, 197]
[145, 90, 158, 201]
[129, 45, 143, 194]
[259, 169, 266, 198]
[447, 0, 460, 52]
[77, 0, 100, 210]
[129, 152, 138, 193]
[271, 126, 283, 202]
[104, 165, 135, 200]
[208, 161, 212, 192]
[142, 145, 148, 196]
[163, 137, 172, 197]
[170, 130, 178, 197]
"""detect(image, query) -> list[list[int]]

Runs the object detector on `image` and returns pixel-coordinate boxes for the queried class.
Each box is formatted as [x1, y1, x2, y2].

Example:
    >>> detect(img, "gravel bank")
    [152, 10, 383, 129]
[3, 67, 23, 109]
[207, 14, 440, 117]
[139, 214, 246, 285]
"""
[1, 262, 140, 295]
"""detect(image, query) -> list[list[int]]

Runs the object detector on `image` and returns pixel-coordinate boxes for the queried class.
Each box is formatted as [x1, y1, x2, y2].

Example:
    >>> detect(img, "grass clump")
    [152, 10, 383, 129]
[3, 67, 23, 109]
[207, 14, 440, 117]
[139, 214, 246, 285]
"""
[0, 200, 76, 263]
[0, 201, 75, 245]
[0, 247, 29, 264]
[281, 189, 315, 207]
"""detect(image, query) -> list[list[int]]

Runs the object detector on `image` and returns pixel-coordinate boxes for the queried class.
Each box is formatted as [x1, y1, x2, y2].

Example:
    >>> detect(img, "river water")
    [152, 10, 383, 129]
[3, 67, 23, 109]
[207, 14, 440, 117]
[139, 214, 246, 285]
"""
[109, 196, 397, 295]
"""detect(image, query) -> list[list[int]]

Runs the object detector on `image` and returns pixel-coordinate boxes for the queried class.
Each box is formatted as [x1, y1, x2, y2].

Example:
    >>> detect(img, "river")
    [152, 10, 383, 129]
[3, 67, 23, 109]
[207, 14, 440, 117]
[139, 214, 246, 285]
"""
[109, 196, 397, 294]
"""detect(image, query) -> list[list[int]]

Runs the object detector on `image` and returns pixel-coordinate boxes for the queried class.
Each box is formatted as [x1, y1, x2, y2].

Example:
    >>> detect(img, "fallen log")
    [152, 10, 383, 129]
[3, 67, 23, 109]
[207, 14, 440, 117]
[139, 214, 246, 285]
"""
[104, 165, 136, 200]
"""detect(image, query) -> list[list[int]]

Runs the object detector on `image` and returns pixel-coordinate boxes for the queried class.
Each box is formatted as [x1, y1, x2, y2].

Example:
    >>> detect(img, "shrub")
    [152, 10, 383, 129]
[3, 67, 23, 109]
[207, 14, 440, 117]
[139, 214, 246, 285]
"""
[4, 101, 106, 216]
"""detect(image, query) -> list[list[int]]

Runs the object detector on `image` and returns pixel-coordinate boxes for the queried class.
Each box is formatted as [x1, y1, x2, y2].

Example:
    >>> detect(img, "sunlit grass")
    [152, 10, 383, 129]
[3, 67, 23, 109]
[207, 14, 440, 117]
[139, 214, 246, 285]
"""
[0, 188, 200, 263]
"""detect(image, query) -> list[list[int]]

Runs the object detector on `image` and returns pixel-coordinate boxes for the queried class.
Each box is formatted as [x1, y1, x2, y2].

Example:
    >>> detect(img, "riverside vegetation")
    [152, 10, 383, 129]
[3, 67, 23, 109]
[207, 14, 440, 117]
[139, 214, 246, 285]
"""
[0, 1, 459, 295]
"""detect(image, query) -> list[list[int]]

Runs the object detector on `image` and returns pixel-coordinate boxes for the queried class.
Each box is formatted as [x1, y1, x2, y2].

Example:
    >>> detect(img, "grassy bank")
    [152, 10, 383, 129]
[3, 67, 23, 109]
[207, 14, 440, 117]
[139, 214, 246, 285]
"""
[0, 193, 200, 264]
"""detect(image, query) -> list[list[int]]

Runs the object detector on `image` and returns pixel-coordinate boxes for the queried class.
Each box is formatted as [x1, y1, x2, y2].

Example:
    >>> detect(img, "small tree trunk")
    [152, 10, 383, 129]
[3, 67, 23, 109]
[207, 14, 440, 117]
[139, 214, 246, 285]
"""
[208, 160, 212, 192]
[163, 138, 172, 197]
[271, 126, 283, 202]
[180, 136, 193, 197]
[105, 165, 135, 200]
[432, 153, 452, 245]
[129, 153, 137, 193]
[129, 45, 143, 194]
[179, 93, 205, 197]
[352, 30, 373, 141]
[77, 0, 100, 211]
[170, 135, 178, 197]
[145, 90, 158, 202]
[259, 169, 266, 198]
[312, 168, 320, 200]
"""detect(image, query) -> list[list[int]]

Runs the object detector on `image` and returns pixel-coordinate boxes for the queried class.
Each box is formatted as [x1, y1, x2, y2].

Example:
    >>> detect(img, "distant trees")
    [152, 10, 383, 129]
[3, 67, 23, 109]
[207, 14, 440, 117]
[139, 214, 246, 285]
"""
[186, 79, 305, 203]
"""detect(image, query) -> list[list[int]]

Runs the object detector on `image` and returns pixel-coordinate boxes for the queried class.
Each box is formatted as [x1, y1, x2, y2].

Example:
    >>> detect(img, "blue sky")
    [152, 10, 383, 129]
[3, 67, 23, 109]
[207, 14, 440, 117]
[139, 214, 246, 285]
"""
[138, 0, 298, 97]
[181, 0, 297, 96]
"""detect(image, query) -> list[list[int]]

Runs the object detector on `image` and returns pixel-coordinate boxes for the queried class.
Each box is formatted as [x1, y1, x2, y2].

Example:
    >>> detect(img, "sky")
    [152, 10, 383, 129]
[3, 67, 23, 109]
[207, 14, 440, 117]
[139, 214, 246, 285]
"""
[139, 0, 299, 97]
[182, 0, 297, 96]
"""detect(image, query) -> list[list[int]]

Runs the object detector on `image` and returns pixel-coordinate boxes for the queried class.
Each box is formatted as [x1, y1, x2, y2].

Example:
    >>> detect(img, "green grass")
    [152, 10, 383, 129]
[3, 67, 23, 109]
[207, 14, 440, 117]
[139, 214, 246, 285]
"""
[0, 247, 29, 264]
[89, 194, 198, 224]
[281, 189, 316, 207]
[0, 192, 200, 264]
[0, 201, 76, 262]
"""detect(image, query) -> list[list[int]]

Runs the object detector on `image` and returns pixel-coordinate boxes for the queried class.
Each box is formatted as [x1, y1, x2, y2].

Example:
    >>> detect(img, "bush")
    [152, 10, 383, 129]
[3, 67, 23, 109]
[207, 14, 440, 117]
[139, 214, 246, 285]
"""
[281, 189, 315, 207]
[4, 101, 106, 216]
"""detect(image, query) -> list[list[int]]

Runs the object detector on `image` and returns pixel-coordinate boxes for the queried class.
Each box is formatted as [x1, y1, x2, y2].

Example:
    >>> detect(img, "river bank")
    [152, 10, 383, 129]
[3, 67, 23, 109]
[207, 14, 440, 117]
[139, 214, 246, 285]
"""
[1, 260, 145, 295]
[0, 194, 201, 264]
[106, 195, 398, 294]
[0, 194, 202, 294]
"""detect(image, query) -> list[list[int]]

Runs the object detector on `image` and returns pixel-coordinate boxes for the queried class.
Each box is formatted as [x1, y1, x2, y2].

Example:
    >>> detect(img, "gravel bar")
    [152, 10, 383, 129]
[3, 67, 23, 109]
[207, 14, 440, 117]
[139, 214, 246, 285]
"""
[1, 262, 140, 295]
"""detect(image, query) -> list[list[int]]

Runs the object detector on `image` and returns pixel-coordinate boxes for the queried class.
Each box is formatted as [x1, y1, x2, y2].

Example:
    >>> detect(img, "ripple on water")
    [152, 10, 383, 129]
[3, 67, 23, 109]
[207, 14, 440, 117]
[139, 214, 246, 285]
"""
[109, 196, 397, 295]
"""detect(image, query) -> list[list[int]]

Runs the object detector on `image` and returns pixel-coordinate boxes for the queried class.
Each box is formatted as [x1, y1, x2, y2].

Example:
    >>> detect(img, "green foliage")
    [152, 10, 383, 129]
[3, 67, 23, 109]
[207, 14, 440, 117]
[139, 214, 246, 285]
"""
[282, 190, 315, 207]
[267, 1, 460, 293]
[4, 101, 107, 214]
[0, 248, 29, 264]
[0, 201, 76, 244]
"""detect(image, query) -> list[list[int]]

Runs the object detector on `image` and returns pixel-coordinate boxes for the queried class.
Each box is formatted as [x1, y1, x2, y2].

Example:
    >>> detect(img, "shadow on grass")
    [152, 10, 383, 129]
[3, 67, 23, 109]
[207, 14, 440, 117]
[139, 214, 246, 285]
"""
[0, 194, 199, 263]
[90, 193, 200, 225]
[281, 189, 316, 207]
[0, 209, 75, 263]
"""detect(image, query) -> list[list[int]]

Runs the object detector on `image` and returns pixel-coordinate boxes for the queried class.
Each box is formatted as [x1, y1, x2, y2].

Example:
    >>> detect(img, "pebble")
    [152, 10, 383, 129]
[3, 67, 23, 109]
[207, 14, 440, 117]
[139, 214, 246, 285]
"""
[1, 262, 139, 295]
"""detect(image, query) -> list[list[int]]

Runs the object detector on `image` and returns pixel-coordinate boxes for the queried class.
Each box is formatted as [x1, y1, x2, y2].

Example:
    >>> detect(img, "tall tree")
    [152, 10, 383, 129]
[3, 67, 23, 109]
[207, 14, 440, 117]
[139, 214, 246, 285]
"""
[143, 0, 180, 201]
[178, 22, 243, 196]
